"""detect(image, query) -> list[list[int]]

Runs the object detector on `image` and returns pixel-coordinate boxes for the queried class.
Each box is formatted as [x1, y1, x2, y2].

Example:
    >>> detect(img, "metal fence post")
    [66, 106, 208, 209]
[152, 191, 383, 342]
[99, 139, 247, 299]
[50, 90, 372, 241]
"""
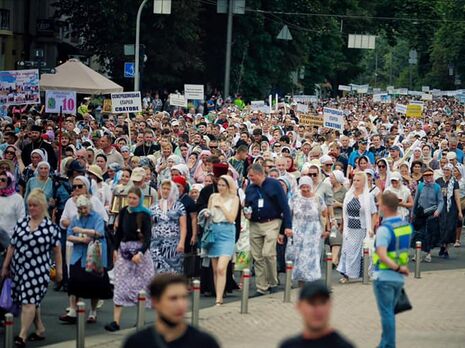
[284, 260, 293, 303]
[415, 241, 422, 279]
[76, 302, 85, 348]
[241, 268, 250, 314]
[362, 247, 370, 284]
[4, 313, 13, 348]
[325, 252, 333, 290]
[191, 279, 200, 327]
[136, 290, 146, 330]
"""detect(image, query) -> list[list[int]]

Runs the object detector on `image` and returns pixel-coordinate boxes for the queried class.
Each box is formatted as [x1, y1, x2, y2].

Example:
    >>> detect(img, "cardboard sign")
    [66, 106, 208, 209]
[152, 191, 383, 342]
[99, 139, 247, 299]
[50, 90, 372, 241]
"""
[45, 90, 76, 114]
[184, 84, 204, 100]
[395, 104, 407, 114]
[406, 104, 423, 118]
[169, 93, 187, 107]
[300, 114, 323, 127]
[111, 92, 142, 113]
[323, 107, 344, 131]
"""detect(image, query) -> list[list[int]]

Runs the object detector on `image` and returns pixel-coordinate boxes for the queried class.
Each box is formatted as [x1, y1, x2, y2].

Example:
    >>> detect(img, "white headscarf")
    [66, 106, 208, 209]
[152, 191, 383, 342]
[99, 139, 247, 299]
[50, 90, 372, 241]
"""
[298, 176, 313, 189]
[158, 179, 179, 213]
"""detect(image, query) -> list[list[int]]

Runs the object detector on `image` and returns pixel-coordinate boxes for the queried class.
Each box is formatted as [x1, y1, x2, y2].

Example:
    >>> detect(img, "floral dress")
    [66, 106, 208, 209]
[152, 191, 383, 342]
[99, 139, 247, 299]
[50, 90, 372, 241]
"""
[285, 195, 325, 282]
[150, 201, 186, 274]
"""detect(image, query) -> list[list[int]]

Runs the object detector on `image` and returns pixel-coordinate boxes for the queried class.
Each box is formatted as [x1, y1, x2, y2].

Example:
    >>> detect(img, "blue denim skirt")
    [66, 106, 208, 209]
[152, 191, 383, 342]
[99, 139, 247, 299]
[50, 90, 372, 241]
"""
[207, 222, 235, 257]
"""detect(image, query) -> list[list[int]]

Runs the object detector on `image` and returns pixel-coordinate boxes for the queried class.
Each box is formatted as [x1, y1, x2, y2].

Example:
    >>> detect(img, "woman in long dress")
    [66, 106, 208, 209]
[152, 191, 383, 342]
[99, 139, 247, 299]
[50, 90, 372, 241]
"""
[337, 172, 377, 283]
[105, 187, 154, 332]
[150, 179, 187, 274]
[286, 176, 329, 284]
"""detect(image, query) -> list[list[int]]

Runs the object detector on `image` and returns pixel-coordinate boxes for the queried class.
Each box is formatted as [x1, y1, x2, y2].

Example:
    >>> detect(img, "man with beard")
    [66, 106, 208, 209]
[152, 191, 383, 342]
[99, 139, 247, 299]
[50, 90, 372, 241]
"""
[134, 130, 160, 157]
[21, 124, 57, 169]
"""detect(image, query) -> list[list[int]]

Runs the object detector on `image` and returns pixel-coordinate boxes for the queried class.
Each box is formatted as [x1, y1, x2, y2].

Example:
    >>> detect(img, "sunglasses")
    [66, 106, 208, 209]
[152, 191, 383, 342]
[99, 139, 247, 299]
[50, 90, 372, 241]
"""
[0, 177, 7, 183]
[4, 151, 15, 155]
[72, 184, 84, 190]
[377, 165, 386, 168]
[307, 173, 318, 177]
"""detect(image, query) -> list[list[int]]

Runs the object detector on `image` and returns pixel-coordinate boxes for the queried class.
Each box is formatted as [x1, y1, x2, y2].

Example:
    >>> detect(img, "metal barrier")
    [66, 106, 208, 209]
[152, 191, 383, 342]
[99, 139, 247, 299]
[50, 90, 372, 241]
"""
[284, 261, 293, 303]
[325, 252, 333, 290]
[241, 268, 250, 314]
[415, 241, 422, 279]
[191, 279, 200, 327]
[4, 313, 13, 348]
[76, 302, 85, 348]
[362, 247, 370, 285]
[136, 290, 146, 331]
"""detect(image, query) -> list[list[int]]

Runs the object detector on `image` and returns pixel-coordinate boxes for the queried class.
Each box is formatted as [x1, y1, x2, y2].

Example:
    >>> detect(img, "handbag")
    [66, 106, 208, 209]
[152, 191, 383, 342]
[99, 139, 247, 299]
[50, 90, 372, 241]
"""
[201, 226, 215, 250]
[394, 288, 412, 314]
[0, 278, 13, 311]
[85, 240, 104, 276]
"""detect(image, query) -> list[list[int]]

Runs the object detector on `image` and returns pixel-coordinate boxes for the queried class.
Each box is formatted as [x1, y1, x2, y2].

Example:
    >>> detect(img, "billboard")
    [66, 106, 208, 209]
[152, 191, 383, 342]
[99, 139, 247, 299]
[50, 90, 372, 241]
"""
[0, 69, 41, 105]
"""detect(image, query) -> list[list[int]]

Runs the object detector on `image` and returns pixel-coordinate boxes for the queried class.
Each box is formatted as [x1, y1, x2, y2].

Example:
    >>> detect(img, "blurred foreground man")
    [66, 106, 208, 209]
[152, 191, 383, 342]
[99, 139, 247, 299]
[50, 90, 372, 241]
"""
[123, 274, 219, 348]
[279, 280, 354, 348]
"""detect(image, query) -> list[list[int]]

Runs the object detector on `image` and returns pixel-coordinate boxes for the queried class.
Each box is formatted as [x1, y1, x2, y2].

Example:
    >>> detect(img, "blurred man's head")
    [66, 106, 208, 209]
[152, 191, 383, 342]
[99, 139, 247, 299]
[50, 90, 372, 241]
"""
[297, 280, 332, 334]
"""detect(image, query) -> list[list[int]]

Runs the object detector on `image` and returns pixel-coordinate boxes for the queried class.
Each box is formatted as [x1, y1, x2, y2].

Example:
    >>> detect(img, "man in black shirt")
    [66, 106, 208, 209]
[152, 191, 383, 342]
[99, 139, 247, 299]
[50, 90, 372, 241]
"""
[123, 274, 219, 348]
[21, 124, 57, 169]
[279, 280, 354, 348]
[134, 130, 160, 157]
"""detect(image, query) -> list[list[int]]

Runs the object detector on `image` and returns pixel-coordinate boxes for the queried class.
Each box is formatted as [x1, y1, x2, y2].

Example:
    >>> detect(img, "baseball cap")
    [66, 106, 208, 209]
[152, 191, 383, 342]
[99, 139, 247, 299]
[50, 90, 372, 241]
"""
[299, 280, 331, 301]
[422, 167, 434, 176]
[131, 167, 146, 182]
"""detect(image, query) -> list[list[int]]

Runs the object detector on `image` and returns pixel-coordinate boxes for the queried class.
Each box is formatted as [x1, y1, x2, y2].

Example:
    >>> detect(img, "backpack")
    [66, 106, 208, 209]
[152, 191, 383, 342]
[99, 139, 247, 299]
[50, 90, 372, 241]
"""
[417, 182, 440, 196]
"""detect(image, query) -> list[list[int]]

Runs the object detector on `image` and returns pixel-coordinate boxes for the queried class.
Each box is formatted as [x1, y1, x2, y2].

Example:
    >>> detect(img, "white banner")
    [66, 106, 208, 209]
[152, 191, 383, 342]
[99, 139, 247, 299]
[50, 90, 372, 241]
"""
[184, 84, 204, 100]
[323, 107, 344, 131]
[251, 100, 265, 110]
[338, 85, 351, 91]
[422, 86, 430, 92]
[111, 91, 142, 113]
[45, 90, 76, 114]
[395, 104, 407, 114]
[169, 93, 187, 107]
[296, 103, 309, 113]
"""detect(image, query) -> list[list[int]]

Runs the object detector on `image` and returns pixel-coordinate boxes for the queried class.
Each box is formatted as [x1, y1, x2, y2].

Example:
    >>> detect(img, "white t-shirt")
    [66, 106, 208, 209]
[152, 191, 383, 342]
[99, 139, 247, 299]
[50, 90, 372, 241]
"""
[0, 194, 25, 237]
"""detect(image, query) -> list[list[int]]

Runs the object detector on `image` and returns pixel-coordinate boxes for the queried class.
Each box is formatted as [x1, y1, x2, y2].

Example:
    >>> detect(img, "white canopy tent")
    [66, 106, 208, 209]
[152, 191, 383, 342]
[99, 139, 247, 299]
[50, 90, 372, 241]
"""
[40, 59, 123, 94]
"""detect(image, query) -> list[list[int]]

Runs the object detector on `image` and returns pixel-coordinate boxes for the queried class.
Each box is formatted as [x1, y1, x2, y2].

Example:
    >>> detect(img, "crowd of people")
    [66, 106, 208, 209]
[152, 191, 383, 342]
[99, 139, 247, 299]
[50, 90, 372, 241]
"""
[0, 90, 464, 347]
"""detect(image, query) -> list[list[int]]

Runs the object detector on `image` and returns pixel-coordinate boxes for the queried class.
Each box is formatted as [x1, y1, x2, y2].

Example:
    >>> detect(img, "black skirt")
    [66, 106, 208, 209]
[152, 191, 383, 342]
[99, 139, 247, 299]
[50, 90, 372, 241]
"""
[68, 263, 113, 299]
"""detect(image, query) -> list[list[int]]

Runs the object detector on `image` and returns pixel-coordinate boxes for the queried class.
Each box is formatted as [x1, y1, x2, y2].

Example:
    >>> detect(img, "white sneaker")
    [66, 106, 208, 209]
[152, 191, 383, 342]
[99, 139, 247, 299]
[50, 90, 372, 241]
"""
[424, 254, 432, 263]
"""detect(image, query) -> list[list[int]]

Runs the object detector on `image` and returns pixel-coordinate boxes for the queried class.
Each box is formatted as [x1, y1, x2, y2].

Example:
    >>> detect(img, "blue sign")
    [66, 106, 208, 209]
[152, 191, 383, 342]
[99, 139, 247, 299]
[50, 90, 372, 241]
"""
[124, 62, 135, 78]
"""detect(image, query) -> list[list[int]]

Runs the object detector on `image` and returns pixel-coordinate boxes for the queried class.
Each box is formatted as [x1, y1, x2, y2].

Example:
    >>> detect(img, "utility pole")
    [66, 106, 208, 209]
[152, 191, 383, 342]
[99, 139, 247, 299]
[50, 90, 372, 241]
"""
[224, 0, 233, 99]
[134, 0, 148, 92]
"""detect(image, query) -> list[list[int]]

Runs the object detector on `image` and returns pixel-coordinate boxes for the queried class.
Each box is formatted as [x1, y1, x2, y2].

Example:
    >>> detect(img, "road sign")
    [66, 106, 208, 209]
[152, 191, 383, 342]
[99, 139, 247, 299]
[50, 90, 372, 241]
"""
[277, 25, 293, 40]
[45, 90, 76, 114]
[124, 62, 135, 78]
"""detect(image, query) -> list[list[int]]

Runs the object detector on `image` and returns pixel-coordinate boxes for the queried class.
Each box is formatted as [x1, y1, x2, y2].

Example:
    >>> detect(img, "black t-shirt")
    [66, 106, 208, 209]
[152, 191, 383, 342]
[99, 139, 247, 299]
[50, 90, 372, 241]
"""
[279, 331, 354, 348]
[123, 326, 220, 348]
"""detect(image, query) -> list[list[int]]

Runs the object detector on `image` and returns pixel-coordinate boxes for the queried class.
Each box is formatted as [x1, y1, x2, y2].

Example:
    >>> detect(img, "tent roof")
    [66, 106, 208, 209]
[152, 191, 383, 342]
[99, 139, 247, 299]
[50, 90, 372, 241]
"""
[40, 59, 123, 94]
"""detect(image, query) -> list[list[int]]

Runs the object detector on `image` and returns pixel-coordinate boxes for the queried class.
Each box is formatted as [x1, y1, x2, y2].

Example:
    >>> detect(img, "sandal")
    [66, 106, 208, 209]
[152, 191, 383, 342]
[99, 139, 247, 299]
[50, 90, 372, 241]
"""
[215, 301, 223, 306]
[339, 277, 349, 284]
[28, 333, 46, 342]
[14, 336, 26, 348]
[454, 240, 461, 247]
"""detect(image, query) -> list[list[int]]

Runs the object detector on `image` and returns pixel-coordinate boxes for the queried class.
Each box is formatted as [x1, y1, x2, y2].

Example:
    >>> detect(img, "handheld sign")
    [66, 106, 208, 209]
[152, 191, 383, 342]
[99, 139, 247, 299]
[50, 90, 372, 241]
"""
[406, 104, 422, 118]
[45, 90, 76, 114]
[184, 84, 204, 100]
[323, 107, 344, 131]
[111, 92, 142, 113]
[169, 93, 187, 107]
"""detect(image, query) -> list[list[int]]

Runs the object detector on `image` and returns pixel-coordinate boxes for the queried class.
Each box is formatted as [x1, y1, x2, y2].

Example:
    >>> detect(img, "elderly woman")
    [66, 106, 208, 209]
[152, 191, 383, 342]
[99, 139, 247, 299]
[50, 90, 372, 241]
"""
[105, 187, 154, 332]
[20, 149, 46, 193]
[286, 176, 329, 284]
[337, 172, 377, 283]
[60, 195, 112, 324]
[436, 163, 462, 259]
[150, 180, 187, 274]
[193, 150, 212, 183]
[384, 172, 414, 221]
[87, 165, 112, 211]
[24, 161, 53, 208]
[205, 175, 240, 305]
[1, 189, 62, 346]
[0, 171, 25, 238]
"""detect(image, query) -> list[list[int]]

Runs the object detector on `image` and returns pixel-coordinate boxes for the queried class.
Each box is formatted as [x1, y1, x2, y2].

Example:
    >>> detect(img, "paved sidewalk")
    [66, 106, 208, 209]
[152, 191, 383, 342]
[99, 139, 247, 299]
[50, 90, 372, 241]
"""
[44, 269, 465, 348]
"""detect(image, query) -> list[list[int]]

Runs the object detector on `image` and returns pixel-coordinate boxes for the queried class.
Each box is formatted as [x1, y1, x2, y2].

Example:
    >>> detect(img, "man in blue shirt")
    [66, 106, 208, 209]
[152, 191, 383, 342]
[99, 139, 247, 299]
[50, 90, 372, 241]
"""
[373, 191, 412, 348]
[245, 163, 292, 295]
[347, 139, 375, 172]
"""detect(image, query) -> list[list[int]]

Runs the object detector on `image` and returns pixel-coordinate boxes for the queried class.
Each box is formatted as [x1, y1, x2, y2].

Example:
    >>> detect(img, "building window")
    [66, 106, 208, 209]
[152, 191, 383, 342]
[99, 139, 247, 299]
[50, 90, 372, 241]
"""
[0, 9, 10, 31]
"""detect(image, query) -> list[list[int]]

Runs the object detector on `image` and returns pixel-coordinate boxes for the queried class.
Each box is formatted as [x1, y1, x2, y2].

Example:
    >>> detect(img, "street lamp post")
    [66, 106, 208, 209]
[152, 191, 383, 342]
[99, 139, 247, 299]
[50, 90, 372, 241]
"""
[134, 0, 149, 92]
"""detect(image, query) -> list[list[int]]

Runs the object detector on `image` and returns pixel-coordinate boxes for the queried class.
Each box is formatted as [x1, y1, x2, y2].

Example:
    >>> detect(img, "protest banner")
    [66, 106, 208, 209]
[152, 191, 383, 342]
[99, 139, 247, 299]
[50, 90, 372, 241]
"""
[300, 114, 323, 127]
[395, 104, 407, 114]
[406, 104, 423, 118]
[296, 103, 309, 113]
[323, 107, 344, 131]
[251, 100, 265, 110]
[169, 93, 187, 107]
[0, 69, 40, 105]
[45, 90, 76, 114]
[184, 84, 204, 100]
[111, 91, 142, 113]
[338, 85, 351, 91]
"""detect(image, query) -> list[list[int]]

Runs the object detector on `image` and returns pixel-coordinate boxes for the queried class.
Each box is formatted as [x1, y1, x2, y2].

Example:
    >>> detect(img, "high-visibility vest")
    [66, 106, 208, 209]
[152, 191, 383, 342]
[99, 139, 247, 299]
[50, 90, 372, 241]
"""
[373, 216, 413, 271]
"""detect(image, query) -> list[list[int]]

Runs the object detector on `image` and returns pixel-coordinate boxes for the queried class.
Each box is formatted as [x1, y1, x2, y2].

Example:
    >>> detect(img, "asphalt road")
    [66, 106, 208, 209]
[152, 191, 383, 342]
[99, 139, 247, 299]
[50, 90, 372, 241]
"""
[2, 237, 464, 347]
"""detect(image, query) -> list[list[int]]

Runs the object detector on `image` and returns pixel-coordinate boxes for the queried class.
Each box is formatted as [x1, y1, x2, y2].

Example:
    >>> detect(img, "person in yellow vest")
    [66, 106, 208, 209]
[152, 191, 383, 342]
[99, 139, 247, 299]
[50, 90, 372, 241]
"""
[372, 191, 412, 348]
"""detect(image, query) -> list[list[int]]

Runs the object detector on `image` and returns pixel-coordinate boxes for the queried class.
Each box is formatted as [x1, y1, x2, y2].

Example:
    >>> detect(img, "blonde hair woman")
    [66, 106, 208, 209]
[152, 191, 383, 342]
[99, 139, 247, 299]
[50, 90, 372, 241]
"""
[1, 189, 62, 346]
[337, 172, 377, 283]
[206, 175, 239, 305]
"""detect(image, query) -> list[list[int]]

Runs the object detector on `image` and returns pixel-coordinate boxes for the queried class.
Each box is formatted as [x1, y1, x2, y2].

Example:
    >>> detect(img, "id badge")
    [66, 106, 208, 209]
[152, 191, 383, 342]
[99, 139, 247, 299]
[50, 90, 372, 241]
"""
[258, 198, 264, 208]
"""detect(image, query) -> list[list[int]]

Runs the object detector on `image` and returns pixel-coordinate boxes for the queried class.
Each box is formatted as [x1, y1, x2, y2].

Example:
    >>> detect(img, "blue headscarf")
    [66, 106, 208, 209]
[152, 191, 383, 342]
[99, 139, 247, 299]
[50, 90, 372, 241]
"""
[127, 189, 152, 216]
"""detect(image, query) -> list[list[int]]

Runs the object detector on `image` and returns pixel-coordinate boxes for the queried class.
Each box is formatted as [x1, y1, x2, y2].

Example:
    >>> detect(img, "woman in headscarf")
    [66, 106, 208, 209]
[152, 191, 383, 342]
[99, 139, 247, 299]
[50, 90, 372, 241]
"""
[329, 170, 347, 267]
[0, 171, 25, 237]
[150, 180, 187, 274]
[286, 176, 329, 285]
[158, 154, 182, 185]
[453, 166, 465, 247]
[375, 158, 391, 192]
[436, 163, 462, 259]
[60, 195, 112, 324]
[422, 144, 439, 170]
[384, 172, 414, 221]
[204, 175, 239, 306]
[399, 162, 417, 197]
[337, 172, 377, 284]
[2, 145, 25, 187]
[193, 150, 212, 184]
[104, 186, 154, 332]
[24, 161, 53, 208]
[20, 149, 46, 193]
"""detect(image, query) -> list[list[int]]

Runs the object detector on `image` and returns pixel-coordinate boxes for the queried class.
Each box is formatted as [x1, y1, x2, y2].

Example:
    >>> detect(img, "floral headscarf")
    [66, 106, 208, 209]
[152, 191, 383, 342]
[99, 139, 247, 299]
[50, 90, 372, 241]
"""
[0, 171, 16, 197]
